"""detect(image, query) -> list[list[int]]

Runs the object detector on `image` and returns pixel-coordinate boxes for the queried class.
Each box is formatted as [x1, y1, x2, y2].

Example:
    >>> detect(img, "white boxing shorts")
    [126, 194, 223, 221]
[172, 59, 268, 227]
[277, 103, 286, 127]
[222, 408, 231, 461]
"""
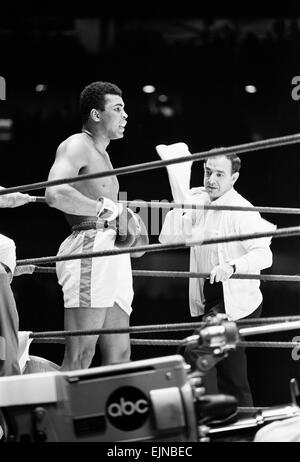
[56, 228, 134, 316]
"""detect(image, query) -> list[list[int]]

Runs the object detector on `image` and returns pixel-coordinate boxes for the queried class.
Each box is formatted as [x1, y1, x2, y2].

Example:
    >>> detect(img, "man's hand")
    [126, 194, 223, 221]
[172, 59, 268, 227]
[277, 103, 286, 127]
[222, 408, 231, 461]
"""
[189, 186, 209, 195]
[0, 191, 33, 208]
[209, 263, 234, 283]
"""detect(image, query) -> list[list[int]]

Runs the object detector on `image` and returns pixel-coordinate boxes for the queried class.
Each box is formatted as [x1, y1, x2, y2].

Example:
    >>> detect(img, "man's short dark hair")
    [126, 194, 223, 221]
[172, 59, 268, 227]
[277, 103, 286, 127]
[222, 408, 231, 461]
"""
[80, 81, 122, 123]
[204, 153, 241, 174]
[226, 154, 241, 174]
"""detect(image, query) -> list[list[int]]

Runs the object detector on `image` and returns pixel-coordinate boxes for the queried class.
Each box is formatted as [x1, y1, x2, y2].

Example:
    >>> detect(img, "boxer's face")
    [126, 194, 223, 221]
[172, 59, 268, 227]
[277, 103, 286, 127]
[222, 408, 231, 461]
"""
[204, 155, 239, 200]
[99, 94, 128, 140]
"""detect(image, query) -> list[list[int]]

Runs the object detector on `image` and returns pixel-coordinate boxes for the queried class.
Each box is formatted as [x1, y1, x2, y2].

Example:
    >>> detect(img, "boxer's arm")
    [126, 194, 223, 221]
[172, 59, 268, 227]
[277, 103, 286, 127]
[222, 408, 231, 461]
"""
[45, 139, 109, 216]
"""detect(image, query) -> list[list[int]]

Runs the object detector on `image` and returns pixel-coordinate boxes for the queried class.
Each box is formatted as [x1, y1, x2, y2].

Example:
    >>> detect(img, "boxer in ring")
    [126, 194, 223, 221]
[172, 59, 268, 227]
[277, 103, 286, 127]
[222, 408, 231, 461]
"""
[46, 81, 148, 371]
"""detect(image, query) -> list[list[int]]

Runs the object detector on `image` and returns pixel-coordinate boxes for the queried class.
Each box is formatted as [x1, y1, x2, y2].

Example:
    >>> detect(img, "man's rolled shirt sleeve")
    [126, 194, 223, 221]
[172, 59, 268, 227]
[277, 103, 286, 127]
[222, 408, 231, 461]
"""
[228, 213, 276, 274]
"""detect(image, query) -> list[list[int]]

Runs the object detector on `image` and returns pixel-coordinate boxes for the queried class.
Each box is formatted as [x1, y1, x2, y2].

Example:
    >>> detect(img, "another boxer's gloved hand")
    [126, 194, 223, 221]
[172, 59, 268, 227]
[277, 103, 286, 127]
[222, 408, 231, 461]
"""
[96, 196, 123, 222]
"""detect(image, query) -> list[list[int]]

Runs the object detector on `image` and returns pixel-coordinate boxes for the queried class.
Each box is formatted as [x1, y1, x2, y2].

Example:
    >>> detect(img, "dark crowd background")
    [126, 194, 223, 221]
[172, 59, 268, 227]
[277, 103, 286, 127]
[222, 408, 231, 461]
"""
[0, 15, 300, 407]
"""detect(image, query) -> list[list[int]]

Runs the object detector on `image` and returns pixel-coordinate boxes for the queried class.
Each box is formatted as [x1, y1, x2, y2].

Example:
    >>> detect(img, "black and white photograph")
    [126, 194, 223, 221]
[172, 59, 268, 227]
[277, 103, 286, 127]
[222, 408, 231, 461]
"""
[1, 5, 300, 445]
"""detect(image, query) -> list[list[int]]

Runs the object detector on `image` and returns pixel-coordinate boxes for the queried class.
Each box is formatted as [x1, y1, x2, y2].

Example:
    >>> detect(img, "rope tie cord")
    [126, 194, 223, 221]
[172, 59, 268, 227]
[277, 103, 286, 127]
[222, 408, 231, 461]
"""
[15, 225, 300, 266]
[1, 133, 300, 195]
[29, 196, 46, 203]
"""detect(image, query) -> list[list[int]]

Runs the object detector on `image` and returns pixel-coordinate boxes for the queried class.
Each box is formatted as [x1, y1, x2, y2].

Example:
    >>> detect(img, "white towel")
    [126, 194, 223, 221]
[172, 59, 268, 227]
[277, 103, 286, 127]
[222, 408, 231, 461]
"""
[156, 143, 193, 202]
[156, 142, 209, 243]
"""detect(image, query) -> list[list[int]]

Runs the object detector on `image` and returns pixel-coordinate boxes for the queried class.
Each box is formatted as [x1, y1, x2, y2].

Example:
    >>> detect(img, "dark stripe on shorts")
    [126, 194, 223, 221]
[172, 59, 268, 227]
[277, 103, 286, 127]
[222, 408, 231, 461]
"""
[0, 337, 6, 360]
[79, 230, 97, 307]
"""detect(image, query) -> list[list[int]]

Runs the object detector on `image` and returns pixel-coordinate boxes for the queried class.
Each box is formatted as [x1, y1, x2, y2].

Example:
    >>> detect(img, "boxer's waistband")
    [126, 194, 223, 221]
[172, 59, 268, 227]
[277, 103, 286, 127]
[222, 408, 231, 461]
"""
[72, 220, 117, 233]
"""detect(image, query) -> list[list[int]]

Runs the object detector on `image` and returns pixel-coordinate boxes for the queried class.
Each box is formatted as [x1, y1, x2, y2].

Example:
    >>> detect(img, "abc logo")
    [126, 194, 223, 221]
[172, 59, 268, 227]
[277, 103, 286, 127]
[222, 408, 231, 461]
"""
[106, 386, 150, 431]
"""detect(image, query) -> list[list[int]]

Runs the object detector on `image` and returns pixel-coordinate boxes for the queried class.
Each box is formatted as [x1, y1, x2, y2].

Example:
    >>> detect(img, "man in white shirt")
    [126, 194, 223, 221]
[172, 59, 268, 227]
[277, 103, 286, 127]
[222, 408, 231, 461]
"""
[159, 151, 275, 406]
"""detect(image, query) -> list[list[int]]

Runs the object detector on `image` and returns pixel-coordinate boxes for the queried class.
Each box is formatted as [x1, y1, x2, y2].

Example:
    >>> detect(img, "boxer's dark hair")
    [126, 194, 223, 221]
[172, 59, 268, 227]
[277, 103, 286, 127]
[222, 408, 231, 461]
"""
[80, 81, 122, 123]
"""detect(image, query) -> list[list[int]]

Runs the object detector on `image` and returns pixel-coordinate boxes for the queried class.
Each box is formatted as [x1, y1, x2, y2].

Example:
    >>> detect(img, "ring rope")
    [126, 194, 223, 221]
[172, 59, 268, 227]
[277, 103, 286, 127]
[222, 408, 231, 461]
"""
[30, 265, 300, 283]
[29, 323, 207, 338]
[28, 316, 300, 339]
[30, 196, 300, 216]
[1, 133, 300, 196]
[122, 200, 300, 216]
[129, 271, 300, 282]
[16, 225, 300, 267]
[237, 341, 300, 348]
[30, 336, 300, 349]
[130, 339, 300, 348]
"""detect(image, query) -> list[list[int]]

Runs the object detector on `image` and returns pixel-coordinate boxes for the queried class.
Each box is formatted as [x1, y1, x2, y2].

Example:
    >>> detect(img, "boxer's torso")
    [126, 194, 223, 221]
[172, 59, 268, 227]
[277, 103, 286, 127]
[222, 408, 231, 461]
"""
[64, 133, 119, 227]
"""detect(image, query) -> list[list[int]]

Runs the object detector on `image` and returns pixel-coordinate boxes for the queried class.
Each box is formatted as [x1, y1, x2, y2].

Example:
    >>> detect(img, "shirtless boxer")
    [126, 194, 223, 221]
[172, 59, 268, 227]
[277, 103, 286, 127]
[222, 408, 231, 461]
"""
[45, 81, 135, 371]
